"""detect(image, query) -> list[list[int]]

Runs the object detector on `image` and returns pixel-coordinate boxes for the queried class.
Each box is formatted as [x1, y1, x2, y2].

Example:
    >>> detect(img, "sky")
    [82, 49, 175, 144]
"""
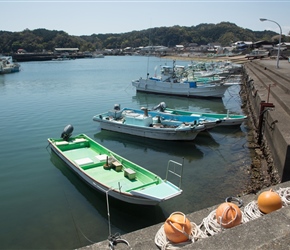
[1, 0, 290, 37]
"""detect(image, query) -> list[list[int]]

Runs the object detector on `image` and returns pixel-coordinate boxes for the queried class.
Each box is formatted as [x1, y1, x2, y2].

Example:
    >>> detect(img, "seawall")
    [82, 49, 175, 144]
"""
[243, 59, 290, 182]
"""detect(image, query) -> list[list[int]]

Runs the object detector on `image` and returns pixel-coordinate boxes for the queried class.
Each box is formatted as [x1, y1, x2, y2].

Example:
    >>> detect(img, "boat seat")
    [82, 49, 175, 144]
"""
[74, 138, 88, 143]
[75, 158, 94, 166]
[124, 168, 136, 180]
[95, 154, 107, 162]
[55, 141, 69, 146]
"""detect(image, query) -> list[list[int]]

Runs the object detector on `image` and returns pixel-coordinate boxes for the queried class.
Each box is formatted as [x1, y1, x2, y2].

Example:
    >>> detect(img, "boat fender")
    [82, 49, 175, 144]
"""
[61, 124, 74, 141]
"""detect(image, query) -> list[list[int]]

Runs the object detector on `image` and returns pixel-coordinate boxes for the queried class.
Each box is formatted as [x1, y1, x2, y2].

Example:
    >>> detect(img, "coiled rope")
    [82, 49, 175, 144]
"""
[155, 222, 207, 250]
[155, 187, 290, 249]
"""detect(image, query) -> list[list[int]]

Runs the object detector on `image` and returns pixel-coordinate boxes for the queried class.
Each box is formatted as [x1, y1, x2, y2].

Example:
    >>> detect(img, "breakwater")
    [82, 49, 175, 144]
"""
[11, 52, 90, 62]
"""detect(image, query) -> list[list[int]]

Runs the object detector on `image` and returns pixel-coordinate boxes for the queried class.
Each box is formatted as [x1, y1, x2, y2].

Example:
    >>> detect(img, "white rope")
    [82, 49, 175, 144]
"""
[200, 209, 246, 236]
[276, 187, 290, 206]
[242, 200, 263, 222]
[154, 222, 207, 250]
[200, 210, 222, 236]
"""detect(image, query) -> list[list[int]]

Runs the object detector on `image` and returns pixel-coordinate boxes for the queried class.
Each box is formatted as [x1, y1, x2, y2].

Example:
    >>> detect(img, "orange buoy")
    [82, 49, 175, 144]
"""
[216, 202, 242, 228]
[164, 212, 192, 243]
[257, 189, 282, 214]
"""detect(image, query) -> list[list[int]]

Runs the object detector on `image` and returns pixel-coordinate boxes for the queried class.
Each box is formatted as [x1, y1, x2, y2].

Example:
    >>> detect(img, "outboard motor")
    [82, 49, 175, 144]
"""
[113, 104, 121, 111]
[153, 102, 167, 112]
[61, 124, 74, 141]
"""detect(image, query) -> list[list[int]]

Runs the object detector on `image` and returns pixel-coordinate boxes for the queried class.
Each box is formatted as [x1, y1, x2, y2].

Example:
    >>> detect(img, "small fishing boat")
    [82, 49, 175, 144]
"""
[93, 104, 206, 141]
[0, 56, 20, 74]
[122, 106, 221, 130]
[153, 102, 247, 126]
[131, 61, 234, 98]
[48, 125, 183, 205]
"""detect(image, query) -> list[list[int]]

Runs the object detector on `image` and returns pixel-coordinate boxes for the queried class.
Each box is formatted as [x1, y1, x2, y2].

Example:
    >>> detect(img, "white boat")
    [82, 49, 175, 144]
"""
[245, 49, 269, 59]
[93, 104, 206, 141]
[48, 125, 183, 205]
[124, 105, 222, 130]
[132, 61, 234, 98]
[92, 53, 104, 58]
[0, 56, 20, 74]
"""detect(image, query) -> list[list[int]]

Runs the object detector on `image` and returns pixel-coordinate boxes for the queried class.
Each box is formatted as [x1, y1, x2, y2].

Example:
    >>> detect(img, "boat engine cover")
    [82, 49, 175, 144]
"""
[61, 124, 74, 141]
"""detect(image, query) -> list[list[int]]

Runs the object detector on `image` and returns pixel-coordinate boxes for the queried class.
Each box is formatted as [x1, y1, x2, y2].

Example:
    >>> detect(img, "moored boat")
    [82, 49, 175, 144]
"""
[131, 61, 234, 98]
[154, 102, 247, 126]
[123, 106, 222, 130]
[93, 104, 206, 141]
[0, 56, 20, 74]
[48, 125, 183, 205]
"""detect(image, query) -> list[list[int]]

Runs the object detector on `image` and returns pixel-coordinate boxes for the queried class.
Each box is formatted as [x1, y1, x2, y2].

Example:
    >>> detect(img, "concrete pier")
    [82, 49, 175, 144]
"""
[243, 59, 290, 181]
[80, 182, 290, 250]
[80, 58, 290, 250]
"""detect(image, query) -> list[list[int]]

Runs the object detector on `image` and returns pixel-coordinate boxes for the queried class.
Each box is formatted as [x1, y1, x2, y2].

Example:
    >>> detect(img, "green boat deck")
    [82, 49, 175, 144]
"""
[62, 147, 158, 192]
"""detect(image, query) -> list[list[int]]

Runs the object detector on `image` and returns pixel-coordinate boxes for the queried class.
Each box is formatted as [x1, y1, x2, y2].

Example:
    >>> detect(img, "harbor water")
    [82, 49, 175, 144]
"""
[0, 56, 252, 249]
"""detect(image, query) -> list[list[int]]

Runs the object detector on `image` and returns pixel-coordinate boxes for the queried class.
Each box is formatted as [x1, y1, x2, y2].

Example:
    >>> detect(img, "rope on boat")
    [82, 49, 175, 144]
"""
[155, 187, 290, 249]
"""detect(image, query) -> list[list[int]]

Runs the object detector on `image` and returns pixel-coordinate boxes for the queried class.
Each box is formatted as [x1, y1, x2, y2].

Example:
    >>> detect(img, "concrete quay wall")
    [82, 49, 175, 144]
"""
[80, 181, 290, 250]
[243, 59, 290, 181]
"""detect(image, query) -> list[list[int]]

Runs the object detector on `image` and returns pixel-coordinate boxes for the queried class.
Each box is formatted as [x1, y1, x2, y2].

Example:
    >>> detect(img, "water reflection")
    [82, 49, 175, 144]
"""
[93, 130, 208, 162]
[132, 92, 226, 113]
[0, 76, 5, 85]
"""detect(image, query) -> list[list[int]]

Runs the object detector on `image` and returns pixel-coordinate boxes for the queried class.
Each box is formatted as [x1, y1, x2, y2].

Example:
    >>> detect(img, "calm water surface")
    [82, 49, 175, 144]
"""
[0, 56, 252, 249]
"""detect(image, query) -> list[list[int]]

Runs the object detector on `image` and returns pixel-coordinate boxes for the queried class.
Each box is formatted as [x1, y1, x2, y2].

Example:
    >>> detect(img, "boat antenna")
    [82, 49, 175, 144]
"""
[146, 27, 153, 79]
[106, 188, 130, 250]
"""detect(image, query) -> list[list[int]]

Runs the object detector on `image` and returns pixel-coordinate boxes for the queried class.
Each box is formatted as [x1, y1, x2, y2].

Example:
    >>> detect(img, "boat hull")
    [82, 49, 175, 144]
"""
[50, 145, 160, 205]
[48, 134, 182, 205]
[93, 117, 202, 141]
[132, 78, 231, 98]
[164, 108, 247, 126]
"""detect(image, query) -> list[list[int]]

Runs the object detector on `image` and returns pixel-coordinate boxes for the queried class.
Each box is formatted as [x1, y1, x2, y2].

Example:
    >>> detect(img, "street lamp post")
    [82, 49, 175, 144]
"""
[260, 18, 282, 69]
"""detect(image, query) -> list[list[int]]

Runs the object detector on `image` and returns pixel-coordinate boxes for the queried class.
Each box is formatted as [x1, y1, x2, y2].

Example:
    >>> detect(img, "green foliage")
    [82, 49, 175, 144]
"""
[0, 22, 279, 53]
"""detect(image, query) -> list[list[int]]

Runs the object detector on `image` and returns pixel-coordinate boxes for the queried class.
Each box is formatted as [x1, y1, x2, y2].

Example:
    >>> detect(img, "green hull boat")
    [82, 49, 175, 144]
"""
[48, 125, 183, 205]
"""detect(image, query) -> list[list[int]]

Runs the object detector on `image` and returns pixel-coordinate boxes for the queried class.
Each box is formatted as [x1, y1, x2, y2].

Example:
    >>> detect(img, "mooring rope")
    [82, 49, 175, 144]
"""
[277, 187, 290, 206]
[155, 187, 290, 249]
[243, 200, 263, 222]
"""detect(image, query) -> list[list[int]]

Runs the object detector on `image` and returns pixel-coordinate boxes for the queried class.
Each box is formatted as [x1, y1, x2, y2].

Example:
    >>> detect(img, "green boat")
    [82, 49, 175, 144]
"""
[151, 101, 247, 127]
[48, 125, 183, 205]
[164, 108, 247, 126]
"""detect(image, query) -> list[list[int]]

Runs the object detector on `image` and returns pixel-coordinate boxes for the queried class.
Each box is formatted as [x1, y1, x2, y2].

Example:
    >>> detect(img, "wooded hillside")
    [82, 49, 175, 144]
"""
[0, 22, 284, 53]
